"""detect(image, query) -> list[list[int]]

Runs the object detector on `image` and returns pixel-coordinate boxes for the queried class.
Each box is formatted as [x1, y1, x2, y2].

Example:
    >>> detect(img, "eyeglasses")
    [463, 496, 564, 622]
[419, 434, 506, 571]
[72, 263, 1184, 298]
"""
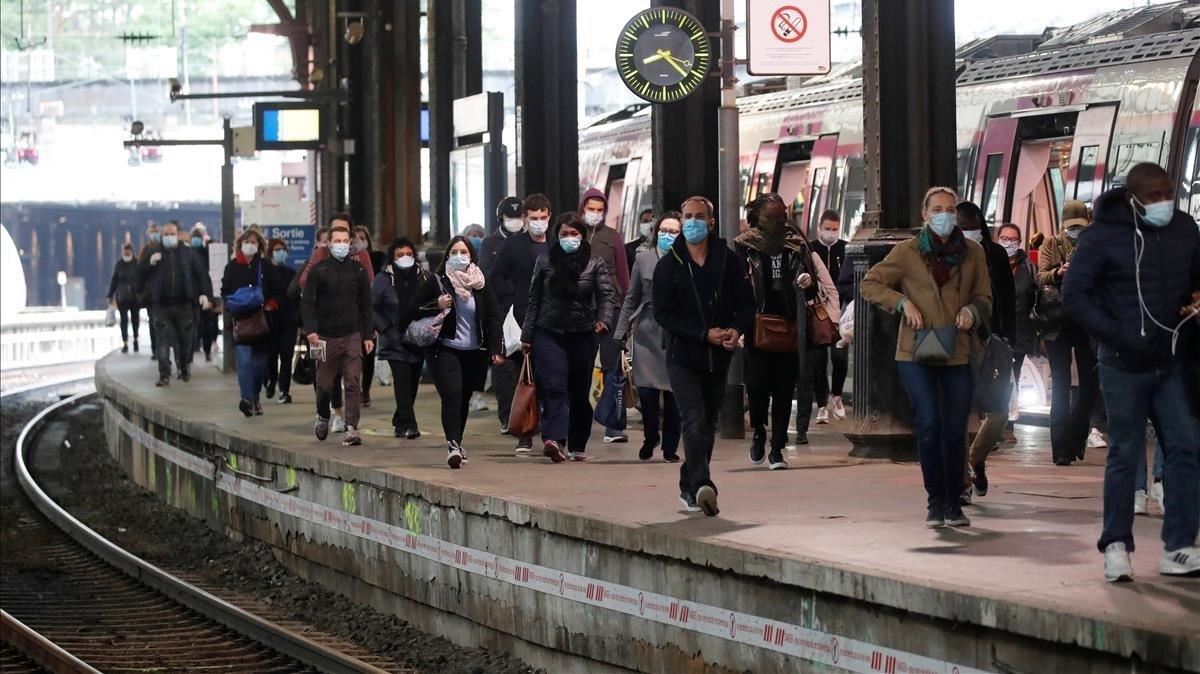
[997, 236, 1021, 244]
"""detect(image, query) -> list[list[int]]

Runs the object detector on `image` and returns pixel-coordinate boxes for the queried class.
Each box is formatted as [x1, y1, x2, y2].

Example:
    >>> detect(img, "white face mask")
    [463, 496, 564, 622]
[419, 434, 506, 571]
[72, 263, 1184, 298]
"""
[583, 211, 603, 227]
[503, 217, 524, 233]
[395, 255, 415, 269]
[528, 218, 549, 236]
[818, 229, 839, 246]
[1002, 241, 1020, 257]
[639, 221, 655, 239]
[962, 229, 983, 243]
[241, 242, 259, 258]
[122, 253, 133, 262]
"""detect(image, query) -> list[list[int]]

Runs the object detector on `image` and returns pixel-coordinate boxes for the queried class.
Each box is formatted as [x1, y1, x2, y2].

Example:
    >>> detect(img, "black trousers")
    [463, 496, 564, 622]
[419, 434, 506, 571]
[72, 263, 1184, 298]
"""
[264, 318, 297, 396]
[147, 305, 157, 352]
[795, 347, 827, 435]
[638, 387, 680, 458]
[1046, 324, 1099, 462]
[667, 361, 729, 496]
[153, 303, 193, 379]
[388, 359, 423, 431]
[197, 311, 219, 357]
[811, 343, 848, 405]
[362, 348, 376, 401]
[427, 346, 489, 445]
[492, 352, 521, 425]
[118, 306, 140, 344]
[745, 347, 799, 450]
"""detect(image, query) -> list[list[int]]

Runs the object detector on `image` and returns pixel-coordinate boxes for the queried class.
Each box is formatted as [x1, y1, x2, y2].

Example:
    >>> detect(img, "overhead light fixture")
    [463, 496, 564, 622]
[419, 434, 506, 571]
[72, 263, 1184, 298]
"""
[345, 19, 365, 45]
[168, 78, 182, 100]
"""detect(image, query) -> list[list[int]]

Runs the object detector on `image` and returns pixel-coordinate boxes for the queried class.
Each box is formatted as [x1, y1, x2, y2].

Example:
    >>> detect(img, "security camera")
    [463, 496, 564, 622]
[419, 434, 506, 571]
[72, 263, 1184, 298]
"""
[168, 78, 182, 100]
[131, 120, 144, 136]
[345, 20, 365, 45]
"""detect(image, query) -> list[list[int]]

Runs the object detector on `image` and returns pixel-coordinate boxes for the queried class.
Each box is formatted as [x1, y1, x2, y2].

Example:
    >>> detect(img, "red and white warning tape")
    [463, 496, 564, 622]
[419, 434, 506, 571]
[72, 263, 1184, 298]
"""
[108, 404, 983, 674]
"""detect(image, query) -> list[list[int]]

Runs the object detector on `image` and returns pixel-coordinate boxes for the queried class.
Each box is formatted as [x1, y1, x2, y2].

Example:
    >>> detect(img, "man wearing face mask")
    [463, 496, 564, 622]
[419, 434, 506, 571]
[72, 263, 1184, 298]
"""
[139, 221, 162, 358]
[302, 224, 375, 446]
[492, 194, 553, 451]
[1062, 162, 1200, 582]
[108, 243, 142, 353]
[579, 188, 631, 442]
[481, 196, 525, 277]
[1037, 199, 1099, 466]
[139, 220, 212, 386]
[625, 208, 656, 273]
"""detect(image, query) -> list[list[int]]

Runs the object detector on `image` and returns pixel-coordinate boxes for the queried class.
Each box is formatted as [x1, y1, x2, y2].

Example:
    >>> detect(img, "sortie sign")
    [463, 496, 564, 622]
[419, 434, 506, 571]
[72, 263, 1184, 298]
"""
[746, 0, 831, 76]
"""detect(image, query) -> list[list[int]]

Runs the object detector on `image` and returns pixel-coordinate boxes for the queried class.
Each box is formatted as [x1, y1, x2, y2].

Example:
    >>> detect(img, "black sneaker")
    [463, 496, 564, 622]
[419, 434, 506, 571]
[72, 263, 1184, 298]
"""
[155, 376, 169, 387]
[179, 370, 191, 382]
[252, 401, 263, 416]
[500, 422, 510, 435]
[638, 438, 658, 461]
[122, 343, 129, 353]
[696, 485, 719, 517]
[925, 503, 945, 528]
[795, 433, 809, 445]
[314, 416, 329, 441]
[749, 428, 767, 465]
[133, 339, 139, 353]
[238, 399, 253, 417]
[768, 449, 788, 470]
[959, 486, 973, 506]
[342, 428, 362, 446]
[662, 453, 680, 463]
[277, 393, 292, 404]
[678, 491, 700, 512]
[405, 428, 422, 439]
[265, 383, 276, 399]
[394, 427, 405, 438]
[972, 461, 988, 497]
[944, 504, 971, 527]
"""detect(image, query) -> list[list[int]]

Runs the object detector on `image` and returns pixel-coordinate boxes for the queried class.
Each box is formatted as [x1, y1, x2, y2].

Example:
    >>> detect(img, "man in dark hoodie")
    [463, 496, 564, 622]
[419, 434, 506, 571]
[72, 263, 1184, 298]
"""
[580, 188, 632, 442]
[654, 196, 754, 517]
[1063, 162, 1200, 582]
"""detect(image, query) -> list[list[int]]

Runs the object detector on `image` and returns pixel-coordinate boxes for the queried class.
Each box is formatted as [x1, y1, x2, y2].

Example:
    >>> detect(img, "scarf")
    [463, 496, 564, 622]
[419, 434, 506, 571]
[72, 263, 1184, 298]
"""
[917, 225, 967, 287]
[445, 263, 485, 300]
[735, 225, 810, 257]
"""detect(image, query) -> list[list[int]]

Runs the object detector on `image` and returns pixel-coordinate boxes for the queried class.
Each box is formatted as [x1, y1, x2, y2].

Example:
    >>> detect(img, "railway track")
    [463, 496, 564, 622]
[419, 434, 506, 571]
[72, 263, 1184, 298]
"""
[1, 384, 401, 673]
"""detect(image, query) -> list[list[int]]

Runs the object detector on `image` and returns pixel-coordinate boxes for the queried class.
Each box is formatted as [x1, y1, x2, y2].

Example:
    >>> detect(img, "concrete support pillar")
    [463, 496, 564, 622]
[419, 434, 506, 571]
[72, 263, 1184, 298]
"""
[515, 0, 578, 217]
[845, 0, 957, 459]
[427, 0, 481, 245]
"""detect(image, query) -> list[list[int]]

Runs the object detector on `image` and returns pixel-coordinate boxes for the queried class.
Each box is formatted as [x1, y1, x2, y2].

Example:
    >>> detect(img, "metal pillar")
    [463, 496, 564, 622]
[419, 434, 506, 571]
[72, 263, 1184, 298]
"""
[514, 0, 578, 217]
[308, 0, 341, 227]
[384, 0, 422, 243]
[845, 0, 957, 459]
[716, 0, 744, 439]
[428, 0, 481, 245]
[220, 117, 236, 373]
[650, 1, 720, 218]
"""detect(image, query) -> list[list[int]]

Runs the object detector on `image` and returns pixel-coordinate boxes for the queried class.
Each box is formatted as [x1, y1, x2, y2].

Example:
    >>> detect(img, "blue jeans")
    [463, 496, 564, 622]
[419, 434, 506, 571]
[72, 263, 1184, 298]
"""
[1134, 436, 1165, 490]
[1098, 363, 1199, 553]
[235, 342, 269, 403]
[896, 362, 974, 509]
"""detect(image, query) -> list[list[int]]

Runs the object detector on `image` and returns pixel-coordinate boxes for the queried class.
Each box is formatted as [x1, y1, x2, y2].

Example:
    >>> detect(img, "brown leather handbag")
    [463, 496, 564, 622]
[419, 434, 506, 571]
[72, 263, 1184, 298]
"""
[754, 314, 799, 352]
[807, 302, 836, 347]
[507, 356, 540, 438]
[232, 309, 269, 345]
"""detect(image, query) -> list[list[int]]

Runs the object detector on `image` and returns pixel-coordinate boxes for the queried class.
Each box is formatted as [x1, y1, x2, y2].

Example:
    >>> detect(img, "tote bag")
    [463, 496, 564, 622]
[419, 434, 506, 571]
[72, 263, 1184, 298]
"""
[507, 356, 540, 437]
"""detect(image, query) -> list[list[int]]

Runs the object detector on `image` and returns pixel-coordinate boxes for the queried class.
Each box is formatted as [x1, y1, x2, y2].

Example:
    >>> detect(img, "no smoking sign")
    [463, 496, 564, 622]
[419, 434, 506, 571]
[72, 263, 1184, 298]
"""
[747, 0, 830, 75]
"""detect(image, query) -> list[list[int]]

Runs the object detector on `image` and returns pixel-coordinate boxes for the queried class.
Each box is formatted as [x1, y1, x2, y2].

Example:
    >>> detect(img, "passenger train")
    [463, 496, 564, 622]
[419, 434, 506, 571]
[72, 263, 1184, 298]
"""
[579, 24, 1200, 245]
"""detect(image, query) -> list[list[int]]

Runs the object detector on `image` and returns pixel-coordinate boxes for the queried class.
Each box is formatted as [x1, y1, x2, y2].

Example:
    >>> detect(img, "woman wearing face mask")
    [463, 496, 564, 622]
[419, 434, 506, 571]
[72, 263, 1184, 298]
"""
[263, 238, 300, 404]
[462, 223, 486, 257]
[521, 213, 617, 463]
[458, 222, 491, 414]
[997, 223, 1039, 413]
[351, 226, 384, 408]
[411, 236, 504, 468]
[953, 202, 1016, 505]
[108, 243, 142, 353]
[615, 212, 682, 462]
[372, 237, 429, 438]
[860, 186, 992, 529]
[220, 229, 283, 417]
[191, 229, 220, 363]
[1036, 199, 1099, 465]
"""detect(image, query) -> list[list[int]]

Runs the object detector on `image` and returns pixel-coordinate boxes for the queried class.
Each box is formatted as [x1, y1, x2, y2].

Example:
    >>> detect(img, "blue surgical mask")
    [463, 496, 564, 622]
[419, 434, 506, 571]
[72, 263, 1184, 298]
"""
[682, 218, 709, 244]
[468, 236, 483, 251]
[161, 234, 179, 249]
[447, 252, 471, 270]
[929, 212, 956, 238]
[191, 236, 203, 248]
[149, 232, 161, 243]
[1065, 227, 1083, 240]
[272, 249, 288, 265]
[559, 236, 581, 253]
[1138, 198, 1174, 228]
[330, 242, 350, 260]
[657, 232, 677, 252]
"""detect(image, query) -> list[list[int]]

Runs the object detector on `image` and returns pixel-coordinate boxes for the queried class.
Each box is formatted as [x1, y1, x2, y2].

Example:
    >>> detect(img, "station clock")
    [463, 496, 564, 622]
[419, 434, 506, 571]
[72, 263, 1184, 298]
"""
[615, 7, 712, 104]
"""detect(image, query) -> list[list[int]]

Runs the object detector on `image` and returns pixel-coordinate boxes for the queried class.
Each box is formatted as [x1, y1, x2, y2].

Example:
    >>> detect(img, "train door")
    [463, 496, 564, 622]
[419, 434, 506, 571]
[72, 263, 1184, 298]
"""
[774, 139, 815, 227]
[603, 163, 627, 232]
[747, 142, 779, 203]
[972, 117, 1019, 225]
[1009, 140, 1068, 243]
[801, 134, 839, 238]
[1067, 105, 1117, 206]
[618, 158, 644, 242]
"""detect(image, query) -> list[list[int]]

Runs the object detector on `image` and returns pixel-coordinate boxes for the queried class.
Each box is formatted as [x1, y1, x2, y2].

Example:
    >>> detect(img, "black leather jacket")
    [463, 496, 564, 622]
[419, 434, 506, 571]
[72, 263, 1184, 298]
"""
[522, 255, 616, 342]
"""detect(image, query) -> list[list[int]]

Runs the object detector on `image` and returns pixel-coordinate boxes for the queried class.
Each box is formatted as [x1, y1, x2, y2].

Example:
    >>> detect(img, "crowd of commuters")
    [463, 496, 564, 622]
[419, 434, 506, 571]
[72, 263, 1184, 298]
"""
[112, 160, 1198, 580]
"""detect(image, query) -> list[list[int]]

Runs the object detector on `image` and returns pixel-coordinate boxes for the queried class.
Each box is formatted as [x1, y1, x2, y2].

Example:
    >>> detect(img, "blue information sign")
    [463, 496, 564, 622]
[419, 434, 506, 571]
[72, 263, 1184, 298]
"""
[260, 225, 315, 270]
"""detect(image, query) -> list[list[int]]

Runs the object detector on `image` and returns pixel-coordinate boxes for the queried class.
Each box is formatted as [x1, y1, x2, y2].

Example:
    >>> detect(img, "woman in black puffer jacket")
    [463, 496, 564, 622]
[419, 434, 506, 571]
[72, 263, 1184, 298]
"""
[520, 213, 617, 463]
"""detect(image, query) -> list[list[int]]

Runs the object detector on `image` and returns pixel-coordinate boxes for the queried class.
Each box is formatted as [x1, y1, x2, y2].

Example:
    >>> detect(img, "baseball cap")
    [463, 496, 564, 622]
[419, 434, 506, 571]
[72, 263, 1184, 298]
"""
[496, 196, 525, 221]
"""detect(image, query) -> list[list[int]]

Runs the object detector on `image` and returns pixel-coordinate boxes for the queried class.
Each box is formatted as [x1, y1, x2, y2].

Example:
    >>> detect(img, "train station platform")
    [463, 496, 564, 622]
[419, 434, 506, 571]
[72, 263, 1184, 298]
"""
[94, 352, 1199, 674]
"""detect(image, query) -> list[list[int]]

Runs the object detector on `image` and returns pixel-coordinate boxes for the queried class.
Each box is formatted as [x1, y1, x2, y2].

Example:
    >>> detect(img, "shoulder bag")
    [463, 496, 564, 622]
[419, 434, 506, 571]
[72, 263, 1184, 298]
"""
[231, 262, 269, 344]
[403, 276, 451, 347]
[747, 255, 798, 352]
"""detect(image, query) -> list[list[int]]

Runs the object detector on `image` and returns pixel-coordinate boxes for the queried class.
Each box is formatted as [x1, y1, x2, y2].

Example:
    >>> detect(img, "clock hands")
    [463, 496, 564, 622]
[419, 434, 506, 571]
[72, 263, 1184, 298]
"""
[642, 49, 692, 77]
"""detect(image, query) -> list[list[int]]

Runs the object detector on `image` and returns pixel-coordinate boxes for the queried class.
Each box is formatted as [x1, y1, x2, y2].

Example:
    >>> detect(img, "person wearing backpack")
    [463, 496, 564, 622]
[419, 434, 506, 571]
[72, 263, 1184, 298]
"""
[859, 187, 992, 529]
[220, 229, 283, 417]
[372, 237, 428, 439]
[1037, 199, 1099, 466]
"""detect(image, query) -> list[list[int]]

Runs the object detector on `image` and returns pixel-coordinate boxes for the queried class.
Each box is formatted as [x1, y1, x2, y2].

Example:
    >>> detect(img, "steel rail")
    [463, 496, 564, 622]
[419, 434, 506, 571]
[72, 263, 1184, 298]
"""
[12, 387, 389, 674]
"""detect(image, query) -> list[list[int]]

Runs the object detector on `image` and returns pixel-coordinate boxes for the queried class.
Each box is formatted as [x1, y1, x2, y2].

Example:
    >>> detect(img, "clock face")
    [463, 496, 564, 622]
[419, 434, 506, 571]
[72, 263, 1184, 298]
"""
[615, 8, 712, 104]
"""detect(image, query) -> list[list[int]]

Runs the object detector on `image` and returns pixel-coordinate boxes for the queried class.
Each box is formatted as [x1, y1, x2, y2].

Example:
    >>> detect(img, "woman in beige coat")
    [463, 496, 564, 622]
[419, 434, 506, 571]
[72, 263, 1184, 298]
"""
[859, 186, 992, 529]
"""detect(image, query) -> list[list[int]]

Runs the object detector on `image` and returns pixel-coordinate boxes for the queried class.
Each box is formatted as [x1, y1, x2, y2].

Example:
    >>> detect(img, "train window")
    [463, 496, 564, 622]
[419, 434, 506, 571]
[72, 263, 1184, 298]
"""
[827, 159, 843, 215]
[1112, 138, 1163, 184]
[956, 148, 975, 200]
[980, 154, 1003, 224]
[1181, 127, 1200, 219]
[842, 157, 866, 235]
[807, 168, 828, 235]
[1075, 145, 1098, 203]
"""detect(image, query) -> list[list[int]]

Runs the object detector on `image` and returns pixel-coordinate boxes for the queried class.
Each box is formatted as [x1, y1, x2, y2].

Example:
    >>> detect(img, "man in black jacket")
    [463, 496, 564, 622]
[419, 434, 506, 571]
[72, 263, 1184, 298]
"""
[139, 220, 212, 386]
[301, 224, 375, 446]
[653, 196, 754, 517]
[490, 193, 552, 451]
[1063, 162, 1200, 582]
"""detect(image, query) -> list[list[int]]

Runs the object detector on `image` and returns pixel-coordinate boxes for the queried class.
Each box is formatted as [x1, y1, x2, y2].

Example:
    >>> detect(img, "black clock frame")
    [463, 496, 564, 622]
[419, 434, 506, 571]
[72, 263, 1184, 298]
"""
[615, 7, 713, 104]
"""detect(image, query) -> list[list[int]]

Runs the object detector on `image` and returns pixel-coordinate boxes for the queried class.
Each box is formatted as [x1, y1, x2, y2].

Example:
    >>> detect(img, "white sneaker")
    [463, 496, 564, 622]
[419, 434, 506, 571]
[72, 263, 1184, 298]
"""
[1103, 542, 1134, 582]
[1134, 489, 1149, 516]
[469, 392, 489, 412]
[1149, 481, 1165, 513]
[831, 396, 846, 420]
[1160, 547, 1200, 576]
[330, 415, 347, 433]
[1087, 428, 1107, 449]
[815, 407, 830, 424]
[514, 444, 532, 456]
